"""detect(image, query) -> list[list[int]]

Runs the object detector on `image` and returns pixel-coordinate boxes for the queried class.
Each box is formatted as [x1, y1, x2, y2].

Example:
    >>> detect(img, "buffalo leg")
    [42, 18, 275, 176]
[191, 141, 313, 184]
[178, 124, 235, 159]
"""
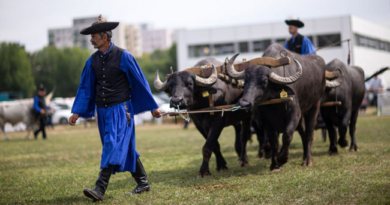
[234, 123, 242, 157]
[297, 117, 306, 159]
[194, 122, 227, 172]
[239, 117, 251, 167]
[277, 116, 298, 166]
[321, 129, 327, 142]
[302, 105, 320, 166]
[326, 124, 338, 155]
[349, 109, 359, 152]
[253, 120, 271, 159]
[198, 122, 224, 178]
[267, 127, 280, 171]
[213, 142, 228, 171]
[338, 111, 351, 148]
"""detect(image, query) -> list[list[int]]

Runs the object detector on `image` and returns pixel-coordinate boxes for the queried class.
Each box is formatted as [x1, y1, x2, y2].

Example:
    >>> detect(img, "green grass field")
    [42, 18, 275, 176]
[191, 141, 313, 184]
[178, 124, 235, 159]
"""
[1, 115, 390, 204]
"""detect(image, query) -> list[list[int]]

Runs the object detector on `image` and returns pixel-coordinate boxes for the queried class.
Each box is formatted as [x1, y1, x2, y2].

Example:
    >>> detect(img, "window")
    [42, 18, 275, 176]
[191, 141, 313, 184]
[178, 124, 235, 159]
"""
[253, 39, 271, 52]
[317, 33, 341, 47]
[239, 42, 249, 53]
[355, 33, 390, 52]
[188, 45, 211, 58]
[379, 41, 387, 51]
[276, 38, 286, 46]
[306, 35, 315, 46]
[213, 43, 235, 55]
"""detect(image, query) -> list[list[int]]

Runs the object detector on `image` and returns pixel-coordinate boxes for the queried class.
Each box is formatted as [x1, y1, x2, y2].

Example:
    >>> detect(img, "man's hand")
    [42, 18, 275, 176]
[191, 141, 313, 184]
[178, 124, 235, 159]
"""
[152, 108, 162, 118]
[69, 114, 80, 126]
[40, 109, 45, 114]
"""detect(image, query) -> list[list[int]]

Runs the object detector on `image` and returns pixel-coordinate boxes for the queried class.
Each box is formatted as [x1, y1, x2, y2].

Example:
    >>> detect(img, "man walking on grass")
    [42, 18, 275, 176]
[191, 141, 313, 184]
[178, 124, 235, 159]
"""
[69, 15, 162, 202]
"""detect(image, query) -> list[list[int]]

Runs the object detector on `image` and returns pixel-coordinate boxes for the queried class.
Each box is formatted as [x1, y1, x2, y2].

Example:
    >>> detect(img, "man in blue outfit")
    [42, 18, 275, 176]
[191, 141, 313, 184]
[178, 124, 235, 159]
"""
[33, 84, 50, 140]
[284, 18, 316, 55]
[68, 15, 162, 202]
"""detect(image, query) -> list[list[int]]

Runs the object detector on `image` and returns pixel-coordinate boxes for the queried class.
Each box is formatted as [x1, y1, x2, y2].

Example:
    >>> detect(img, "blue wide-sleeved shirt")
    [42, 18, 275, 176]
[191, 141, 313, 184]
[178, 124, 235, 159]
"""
[71, 43, 159, 173]
[284, 35, 316, 55]
[71, 43, 159, 118]
[33, 96, 50, 112]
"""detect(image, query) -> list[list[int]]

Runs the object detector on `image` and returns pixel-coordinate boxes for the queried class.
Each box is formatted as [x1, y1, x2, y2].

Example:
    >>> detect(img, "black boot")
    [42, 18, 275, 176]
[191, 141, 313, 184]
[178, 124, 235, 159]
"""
[33, 130, 38, 140]
[125, 158, 150, 195]
[83, 165, 114, 202]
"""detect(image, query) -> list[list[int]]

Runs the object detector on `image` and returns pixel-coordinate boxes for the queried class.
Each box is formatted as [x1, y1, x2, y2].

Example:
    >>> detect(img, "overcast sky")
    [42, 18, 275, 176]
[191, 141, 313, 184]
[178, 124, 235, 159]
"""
[1, 0, 389, 52]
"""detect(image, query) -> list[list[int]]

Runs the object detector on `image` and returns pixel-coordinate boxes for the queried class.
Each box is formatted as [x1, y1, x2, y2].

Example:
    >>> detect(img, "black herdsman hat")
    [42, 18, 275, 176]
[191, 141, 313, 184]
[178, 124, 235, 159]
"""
[80, 15, 119, 35]
[285, 19, 304, 28]
[38, 84, 46, 91]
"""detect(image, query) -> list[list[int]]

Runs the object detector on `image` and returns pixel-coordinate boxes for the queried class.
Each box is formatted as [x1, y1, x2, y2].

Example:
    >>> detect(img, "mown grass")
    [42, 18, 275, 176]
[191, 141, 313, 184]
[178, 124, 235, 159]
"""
[1, 115, 389, 205]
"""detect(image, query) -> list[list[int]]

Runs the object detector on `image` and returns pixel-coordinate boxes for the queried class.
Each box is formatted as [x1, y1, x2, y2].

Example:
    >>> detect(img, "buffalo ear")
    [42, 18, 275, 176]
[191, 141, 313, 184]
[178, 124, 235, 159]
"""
[195, 87, 218, 95]
[268, 84, 296, 97]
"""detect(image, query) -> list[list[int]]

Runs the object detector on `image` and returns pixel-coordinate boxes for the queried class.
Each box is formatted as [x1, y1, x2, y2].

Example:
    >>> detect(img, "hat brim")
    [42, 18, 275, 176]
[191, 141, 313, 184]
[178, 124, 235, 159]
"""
[285, 20, 304, 28]
[80, 22, 119, 35]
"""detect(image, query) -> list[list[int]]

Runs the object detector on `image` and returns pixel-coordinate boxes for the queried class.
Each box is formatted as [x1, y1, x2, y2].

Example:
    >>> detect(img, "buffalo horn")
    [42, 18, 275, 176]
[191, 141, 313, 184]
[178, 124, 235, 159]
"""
[226, 53, 244, 79]
[326, 68, 344, 88]
[269, 59, 303, 85]
[194, 64, 218, 87]
[154, 70, 168, 91]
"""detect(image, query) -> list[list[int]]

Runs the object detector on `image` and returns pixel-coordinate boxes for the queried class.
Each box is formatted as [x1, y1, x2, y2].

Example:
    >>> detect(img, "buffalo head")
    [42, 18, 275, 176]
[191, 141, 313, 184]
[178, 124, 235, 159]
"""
[154, 65, 218, 109]
[226, 54, 302, 110]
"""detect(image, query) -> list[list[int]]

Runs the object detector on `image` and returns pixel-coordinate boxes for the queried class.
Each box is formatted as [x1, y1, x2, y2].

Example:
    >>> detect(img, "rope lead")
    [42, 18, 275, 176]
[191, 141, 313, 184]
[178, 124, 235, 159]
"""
[231, 106, 241, 112]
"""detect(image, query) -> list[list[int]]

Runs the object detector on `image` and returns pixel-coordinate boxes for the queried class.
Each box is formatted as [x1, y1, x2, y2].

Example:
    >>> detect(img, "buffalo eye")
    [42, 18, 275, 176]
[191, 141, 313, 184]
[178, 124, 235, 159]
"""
[260, 78, 268, 86]
[186, 82, 193, 87]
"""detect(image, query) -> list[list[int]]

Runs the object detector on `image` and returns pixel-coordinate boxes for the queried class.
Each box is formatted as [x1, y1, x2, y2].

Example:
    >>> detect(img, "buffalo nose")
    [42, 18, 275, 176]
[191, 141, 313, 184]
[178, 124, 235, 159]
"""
[238, 99, 252, 110]
[170, 97, 183, 107]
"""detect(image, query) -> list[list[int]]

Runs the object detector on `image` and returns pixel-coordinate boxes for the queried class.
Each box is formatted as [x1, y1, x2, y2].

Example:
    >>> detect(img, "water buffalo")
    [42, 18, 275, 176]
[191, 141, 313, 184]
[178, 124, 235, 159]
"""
[154, 58, 253, 177]
[227, 43, 341, 171]
[321, 59, 365, 154]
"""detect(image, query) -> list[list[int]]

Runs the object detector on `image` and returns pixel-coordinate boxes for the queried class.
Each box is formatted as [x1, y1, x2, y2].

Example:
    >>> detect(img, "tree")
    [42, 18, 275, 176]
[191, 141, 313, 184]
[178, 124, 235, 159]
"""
[0, 42, 35, 97]
[136, 43, 177, 93]
[30, 46, 90, 97]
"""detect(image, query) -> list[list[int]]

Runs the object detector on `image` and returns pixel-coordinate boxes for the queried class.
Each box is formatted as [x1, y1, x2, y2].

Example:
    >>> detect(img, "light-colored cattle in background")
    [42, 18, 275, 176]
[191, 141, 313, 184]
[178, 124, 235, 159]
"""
[0, 90, 54, 140]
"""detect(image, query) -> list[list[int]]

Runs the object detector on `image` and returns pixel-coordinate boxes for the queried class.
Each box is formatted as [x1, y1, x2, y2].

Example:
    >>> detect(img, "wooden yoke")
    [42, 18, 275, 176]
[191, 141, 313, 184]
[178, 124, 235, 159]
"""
[183, 56, 291, 78]
[325, 70, 340, 79]
[164, 56, 291, 114]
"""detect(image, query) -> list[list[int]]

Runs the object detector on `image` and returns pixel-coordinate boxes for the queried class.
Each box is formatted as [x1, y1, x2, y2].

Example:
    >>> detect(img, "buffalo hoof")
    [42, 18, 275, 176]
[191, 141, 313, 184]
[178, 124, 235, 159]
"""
[349, 144, 358, 152]
[239, 160, 249, 167]
[196, 171, 211, 179]
[338, 138, 348, 148]
[257, 150, 265, 159]
[215, 165, 228, 172]
[270, 163, 282, 172]
[328, 147, 338, 155]
[302, 159, 313, 167]
[258, 150, 272, 159]
[271, 168, 282, 172]
[277, 152, 289, 166]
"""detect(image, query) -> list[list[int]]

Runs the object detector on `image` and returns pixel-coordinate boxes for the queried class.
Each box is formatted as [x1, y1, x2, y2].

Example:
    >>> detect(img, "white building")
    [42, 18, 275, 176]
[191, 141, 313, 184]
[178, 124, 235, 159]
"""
[48, 18, 174, 56]
[125, 24, 143, 57]
[141, 28, 173, 54]
[176, 15, 390, 87]
[49, 16, 129, 53]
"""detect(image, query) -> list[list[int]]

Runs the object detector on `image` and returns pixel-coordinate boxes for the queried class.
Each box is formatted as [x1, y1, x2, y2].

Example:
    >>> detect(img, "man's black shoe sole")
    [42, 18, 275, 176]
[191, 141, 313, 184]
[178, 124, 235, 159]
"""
[83, 189, 103, 201]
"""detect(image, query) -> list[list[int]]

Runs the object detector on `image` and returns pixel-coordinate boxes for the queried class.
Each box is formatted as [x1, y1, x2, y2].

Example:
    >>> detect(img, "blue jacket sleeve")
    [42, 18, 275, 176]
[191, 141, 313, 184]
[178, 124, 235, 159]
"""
[71, 57, 97, 118]
[284, 41, 289, 50]
[120, 51, 159, 115]
[301, 37, 316, 55]
[33, 96, 41, 112]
